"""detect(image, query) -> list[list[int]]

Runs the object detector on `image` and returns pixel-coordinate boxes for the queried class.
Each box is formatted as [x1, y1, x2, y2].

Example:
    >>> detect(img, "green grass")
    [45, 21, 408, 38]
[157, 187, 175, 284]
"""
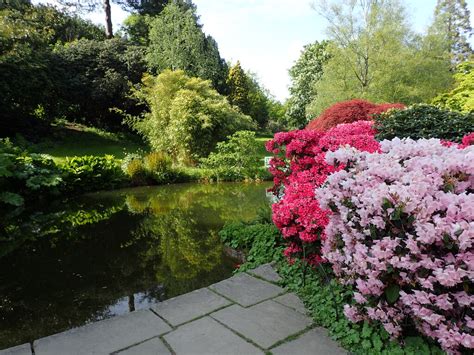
[256, 136, 272, 159]
[32, 122, 147, 162]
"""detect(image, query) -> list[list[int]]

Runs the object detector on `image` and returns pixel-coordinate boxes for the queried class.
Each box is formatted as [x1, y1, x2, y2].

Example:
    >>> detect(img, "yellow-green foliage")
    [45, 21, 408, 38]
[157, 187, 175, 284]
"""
[131, 70, 256, 165]
[433, 61, 474, 113]
[125, 158, 148, 185]
[143, 151, 172, 173]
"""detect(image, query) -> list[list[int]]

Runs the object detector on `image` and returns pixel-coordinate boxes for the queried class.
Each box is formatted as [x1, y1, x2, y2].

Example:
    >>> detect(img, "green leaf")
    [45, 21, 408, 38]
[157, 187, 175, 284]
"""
[0, 192, 24, 206]
[385, 283, 400, 304]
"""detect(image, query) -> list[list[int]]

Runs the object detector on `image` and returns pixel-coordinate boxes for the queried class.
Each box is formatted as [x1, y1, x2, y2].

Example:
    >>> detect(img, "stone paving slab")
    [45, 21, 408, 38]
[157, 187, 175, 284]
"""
[164, 316, 264, 355]
[34, 309, 171, 355]
[273, 292, 307, 314]
[209, 272, 284, 307]
[152, 287, 231, 326]
[211, 300, 313, 349]
[271, 328, 347, 355]
[0, 344, 31, 355]
[247, 264, 282, 283]
[115, 337, 171, 355]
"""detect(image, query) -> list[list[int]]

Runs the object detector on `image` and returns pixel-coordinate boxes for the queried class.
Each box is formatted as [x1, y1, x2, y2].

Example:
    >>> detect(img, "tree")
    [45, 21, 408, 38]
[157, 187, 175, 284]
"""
[58, 0, 114, 38]
[226, 61, 251, 115]
[115, 0, 169, 15]
[286, 40, 330, 128]
[308, 0, 452, 116]
[146, 2, 228, 94]
[130, 70, 255, 164]
[432, 61, 474, 112]
[430, 0, 473, 64]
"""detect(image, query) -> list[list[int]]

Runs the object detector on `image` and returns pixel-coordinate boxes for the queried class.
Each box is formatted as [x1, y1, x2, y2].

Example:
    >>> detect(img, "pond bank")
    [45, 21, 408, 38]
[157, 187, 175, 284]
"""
[1, 264, 346, 355]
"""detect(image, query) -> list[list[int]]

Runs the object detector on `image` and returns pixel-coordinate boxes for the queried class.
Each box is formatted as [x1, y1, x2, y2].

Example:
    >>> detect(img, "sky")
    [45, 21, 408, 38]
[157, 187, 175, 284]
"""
[34, 0, 474, 101]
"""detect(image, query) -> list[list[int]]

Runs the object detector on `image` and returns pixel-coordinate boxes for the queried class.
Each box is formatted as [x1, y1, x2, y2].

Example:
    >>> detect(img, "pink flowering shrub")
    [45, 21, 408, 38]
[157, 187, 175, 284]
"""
[265, 121, 379, 265]
[316, 138, 474, 353]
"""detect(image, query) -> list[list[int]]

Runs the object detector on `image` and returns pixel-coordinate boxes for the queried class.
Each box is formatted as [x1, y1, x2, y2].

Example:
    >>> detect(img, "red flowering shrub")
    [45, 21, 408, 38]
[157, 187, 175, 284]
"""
[266, 121, 380, 265]
[306, 99, 405, 132]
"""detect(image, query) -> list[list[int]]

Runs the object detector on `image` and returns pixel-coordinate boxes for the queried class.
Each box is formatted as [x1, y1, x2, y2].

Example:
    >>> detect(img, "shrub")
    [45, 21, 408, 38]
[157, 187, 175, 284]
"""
[306, 99, 405, 132]
[432, 61, 474, 113]
[316, 138, 474, 353]
[130, 70, 256, 165]
[374, 104, 474, 143]
[0, 139, 62, 209]
[122, 151, 176, 185]
[60, 155, 125, 193]
[200, 131, 269, 181]
[266, 121, 379, 266]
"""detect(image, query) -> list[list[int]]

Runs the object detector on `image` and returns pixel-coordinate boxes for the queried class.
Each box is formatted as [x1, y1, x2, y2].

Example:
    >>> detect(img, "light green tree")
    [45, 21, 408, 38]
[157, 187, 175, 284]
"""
[130, 70, 255, 165]
[226, 61, 252, 115]
[308, 0, 452, 116]
[433, 61, 474, 112]
[286, 40, 330, 128]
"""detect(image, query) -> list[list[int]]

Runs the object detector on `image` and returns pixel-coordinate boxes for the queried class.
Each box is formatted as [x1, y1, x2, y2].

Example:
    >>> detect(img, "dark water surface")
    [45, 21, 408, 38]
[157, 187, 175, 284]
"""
[0, 182, 271, 349]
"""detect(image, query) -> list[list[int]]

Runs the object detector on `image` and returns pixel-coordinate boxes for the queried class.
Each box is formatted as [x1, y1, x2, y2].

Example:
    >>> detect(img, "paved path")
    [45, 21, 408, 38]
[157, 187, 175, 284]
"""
[1, 264, 346, 355]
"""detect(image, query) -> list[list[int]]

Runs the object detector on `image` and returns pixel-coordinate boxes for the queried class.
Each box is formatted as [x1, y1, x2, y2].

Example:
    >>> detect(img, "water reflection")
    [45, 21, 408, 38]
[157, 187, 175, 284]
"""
[0, 182, 271, 349]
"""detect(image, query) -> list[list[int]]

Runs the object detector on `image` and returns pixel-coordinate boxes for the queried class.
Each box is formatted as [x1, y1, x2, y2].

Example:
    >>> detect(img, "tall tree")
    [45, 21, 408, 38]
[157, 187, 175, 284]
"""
[308, 0, 452, 116]
[115, 0, 169, 15]
[286, 40, 330, 128]
[146, 1, 228, 93]
[430, 0, 473, 64]
[226, 61, 252, 115]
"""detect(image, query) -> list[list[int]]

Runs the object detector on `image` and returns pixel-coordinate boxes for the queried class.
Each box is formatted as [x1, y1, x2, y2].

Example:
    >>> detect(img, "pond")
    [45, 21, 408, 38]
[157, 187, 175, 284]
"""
[0, 182, 272, 350]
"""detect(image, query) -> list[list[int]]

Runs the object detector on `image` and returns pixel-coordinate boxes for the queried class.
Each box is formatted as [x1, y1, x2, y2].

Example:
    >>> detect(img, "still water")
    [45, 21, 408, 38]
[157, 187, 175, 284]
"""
[0, 182, 271, 349]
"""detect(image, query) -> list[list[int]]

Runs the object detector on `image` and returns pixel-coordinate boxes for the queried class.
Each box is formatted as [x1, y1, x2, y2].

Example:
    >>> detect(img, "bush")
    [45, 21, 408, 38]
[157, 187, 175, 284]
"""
[265, 121, 379, 266]
[122, 151, 176, 185]
[374, 104, 474, 143]
[60, 155, 125, 193]
[432, 61, 474, 113]
[317, 138, 474, 353]
[53, 38, 146, 130]
[0, 139, 62, 209]
[200, 131, 269, 181]
[130, 70, 256, 165]
[306, 99, 405, 132]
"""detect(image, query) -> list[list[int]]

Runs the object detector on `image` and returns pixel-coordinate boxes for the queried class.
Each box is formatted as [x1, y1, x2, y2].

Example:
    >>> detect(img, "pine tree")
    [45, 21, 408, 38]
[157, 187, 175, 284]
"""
[226, 61, 251, 115]
[431, 0, 473, 64]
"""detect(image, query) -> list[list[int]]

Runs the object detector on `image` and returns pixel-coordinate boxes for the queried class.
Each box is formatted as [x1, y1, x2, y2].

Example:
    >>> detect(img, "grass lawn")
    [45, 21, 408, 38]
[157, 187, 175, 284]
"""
[256, 136, 272, 159]
[32, 122, 147, 162]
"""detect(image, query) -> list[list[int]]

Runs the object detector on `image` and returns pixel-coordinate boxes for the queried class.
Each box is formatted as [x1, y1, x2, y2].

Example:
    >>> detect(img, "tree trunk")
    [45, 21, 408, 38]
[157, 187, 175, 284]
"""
[103, 0, 113, 39]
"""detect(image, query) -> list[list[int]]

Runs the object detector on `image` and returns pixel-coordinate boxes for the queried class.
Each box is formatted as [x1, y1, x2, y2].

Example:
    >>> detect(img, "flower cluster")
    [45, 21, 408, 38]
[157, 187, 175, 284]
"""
[316, 138, 474, 353]
[266, 121, 379, 265]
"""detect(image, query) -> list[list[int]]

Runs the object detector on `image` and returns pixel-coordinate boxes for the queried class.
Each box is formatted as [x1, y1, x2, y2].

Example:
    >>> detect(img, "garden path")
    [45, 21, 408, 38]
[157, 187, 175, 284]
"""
[1, 264, 346, 355]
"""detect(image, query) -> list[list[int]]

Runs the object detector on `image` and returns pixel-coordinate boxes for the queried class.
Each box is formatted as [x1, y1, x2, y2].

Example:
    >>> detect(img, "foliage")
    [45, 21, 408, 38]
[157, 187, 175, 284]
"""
[0, 139, 62, 209]
[60, 155, 126, 193]
[317, 138, 474, 353]
[53, 38, 146, 130]
[308, 0, 452, 117]
[227, 61, 252, 115]
[433, 61, 474, 112]
[266, 121, 380, 266]
[286, 40, 330, 128]
[122, 13, 152, 45]
[200, 131, 269, 181]
[429, 0, 473, 65]
[307, 99, 405, 132]
[146, 2, 228, 94]
[374, 104, 474, 142]
[122, 151, 176, 185]
[130, 70, 256, 164]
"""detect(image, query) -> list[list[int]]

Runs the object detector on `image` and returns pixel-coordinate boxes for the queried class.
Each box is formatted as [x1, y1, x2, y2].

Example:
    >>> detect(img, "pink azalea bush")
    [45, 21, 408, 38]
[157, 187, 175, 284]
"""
[316, 138, 474, 353]
[265, 121, 379, 265]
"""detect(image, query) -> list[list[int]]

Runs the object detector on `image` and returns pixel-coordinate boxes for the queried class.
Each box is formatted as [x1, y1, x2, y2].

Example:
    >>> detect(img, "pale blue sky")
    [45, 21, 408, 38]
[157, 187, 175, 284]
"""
[34, 0, 474, 101]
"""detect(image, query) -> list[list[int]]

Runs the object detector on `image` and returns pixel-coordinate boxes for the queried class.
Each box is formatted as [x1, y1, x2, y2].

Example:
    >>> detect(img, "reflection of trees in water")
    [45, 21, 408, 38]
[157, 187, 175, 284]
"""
[0, 182, 270, 349]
